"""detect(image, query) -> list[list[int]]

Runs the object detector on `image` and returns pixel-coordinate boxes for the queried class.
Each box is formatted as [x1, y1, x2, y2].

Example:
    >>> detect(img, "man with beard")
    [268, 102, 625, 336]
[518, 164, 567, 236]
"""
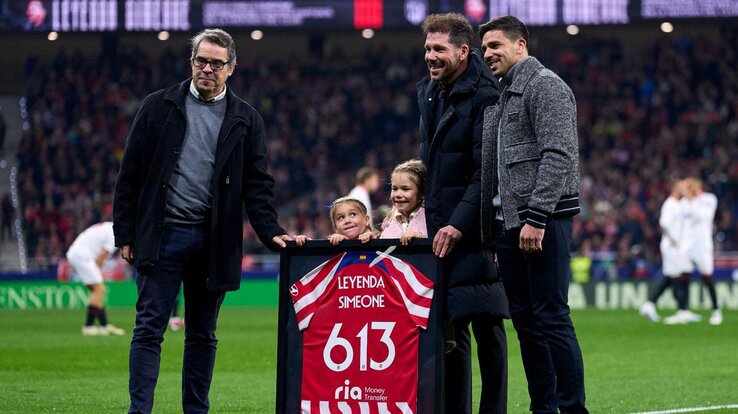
[417, 12, 509, 414]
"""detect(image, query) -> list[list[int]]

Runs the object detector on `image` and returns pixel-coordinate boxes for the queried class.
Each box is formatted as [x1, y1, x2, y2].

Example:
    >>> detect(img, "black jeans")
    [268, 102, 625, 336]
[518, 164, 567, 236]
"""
[496, 218, 588, 414]
[128, 223, 226, 414]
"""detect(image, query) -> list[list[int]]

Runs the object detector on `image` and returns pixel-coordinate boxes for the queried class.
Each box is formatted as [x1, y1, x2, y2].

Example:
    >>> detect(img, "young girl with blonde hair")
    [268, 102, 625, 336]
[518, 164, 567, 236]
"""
[294, 197, 376, 246]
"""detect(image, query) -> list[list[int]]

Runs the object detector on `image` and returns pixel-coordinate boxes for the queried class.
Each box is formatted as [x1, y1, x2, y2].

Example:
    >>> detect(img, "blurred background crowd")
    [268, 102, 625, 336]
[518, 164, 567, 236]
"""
[8, 24, 738, 279]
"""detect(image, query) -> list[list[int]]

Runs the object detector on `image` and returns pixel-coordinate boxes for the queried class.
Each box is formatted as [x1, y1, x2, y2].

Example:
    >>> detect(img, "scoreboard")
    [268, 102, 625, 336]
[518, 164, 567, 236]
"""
[2, 0, 737, 32]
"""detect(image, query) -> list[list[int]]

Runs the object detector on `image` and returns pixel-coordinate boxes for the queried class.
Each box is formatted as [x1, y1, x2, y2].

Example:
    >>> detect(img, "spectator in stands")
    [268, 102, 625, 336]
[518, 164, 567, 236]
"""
[480, 15, 588, 413]
[66, 219, 125, 336]
[419, 13, 508, 413]
[347, 166, 380, 223]
[113, 28, 291, 414]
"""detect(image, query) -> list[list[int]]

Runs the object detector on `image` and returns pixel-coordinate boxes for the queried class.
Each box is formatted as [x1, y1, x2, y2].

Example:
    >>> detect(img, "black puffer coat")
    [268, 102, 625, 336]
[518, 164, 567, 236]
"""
[417, 49, 508, 321]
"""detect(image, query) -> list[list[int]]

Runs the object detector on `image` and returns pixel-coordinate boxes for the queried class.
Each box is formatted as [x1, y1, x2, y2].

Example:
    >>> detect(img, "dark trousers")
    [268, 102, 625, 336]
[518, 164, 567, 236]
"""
[129, 223, 226, 414]
[445, 316, 508, 414]
[496, 218, 587, 414]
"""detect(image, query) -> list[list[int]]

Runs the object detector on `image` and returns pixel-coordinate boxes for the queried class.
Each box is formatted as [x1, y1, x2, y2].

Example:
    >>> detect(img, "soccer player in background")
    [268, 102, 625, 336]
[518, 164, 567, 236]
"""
[66, 220, 125, 336]
[347, 166, 381, 224]
[640, 178, 693, 322]
[663, 177, 721, 325]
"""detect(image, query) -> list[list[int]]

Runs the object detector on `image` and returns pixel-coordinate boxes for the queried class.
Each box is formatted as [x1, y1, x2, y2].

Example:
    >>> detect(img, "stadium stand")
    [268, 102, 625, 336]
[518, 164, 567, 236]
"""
[7, 24, 738, 277]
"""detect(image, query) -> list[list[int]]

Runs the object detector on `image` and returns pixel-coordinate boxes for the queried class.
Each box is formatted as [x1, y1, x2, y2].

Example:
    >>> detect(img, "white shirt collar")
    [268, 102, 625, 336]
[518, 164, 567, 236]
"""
[395, 209, 418, 223]
[189, 81, 227, 102]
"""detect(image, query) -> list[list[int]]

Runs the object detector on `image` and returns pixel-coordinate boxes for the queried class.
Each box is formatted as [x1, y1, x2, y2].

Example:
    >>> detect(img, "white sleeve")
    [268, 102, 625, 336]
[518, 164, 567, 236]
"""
[347, 187, 371, 211]
[659, 199, 678, 239]
[103, 223, 117, 254]
[694, 193, 718, 223]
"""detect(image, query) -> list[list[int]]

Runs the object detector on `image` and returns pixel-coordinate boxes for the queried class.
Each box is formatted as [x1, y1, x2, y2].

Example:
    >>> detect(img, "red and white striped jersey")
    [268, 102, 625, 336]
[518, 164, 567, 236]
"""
[290, 251, 434, 414]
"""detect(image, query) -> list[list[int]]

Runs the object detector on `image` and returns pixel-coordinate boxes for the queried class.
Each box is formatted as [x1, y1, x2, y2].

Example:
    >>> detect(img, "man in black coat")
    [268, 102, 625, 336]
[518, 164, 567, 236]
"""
[417, 13, 509, 414]
[114, 29, 291, 413]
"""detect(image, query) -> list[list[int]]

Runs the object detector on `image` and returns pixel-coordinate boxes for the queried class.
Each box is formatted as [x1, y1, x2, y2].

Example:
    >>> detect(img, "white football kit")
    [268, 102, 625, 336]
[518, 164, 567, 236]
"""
[66, 222, 116, 285]
[681, 192, 717, 274]
[347, 186, 373, 220]
[659, 196, 689, 277]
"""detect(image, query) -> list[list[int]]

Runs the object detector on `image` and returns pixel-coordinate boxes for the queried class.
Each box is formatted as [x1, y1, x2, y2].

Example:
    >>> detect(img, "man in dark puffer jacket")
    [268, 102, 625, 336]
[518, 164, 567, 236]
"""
[417, 12, 510, 414]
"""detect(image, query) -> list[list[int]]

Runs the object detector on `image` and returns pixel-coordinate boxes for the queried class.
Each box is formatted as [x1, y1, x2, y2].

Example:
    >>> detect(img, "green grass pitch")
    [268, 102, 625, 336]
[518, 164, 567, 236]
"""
[0, 307, 736, 413]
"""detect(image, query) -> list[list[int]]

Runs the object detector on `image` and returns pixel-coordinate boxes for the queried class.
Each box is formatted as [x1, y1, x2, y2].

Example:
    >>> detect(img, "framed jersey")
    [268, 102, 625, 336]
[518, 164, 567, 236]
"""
[277, 239, 444, 414]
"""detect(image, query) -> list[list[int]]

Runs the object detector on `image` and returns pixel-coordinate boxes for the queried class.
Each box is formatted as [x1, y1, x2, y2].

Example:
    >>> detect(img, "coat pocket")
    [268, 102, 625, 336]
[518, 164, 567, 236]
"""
[504, 142, 541, 197]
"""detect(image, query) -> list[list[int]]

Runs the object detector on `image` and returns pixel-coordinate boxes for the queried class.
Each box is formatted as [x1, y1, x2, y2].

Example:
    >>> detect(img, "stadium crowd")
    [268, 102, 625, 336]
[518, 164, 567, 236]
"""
[16, 26, 738, 277]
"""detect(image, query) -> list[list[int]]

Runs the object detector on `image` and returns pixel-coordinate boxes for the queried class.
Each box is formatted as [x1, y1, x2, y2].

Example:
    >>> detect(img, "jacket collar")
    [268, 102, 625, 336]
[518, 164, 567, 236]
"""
[188, 80, 227, 102]
[506, 56, 544, 94]
[164, 78, 248, 123]
[450, 48, 497, 97]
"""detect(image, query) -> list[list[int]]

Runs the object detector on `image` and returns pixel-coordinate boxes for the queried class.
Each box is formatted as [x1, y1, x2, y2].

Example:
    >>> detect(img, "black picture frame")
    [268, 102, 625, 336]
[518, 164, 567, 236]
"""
[276, 239, 445, 413]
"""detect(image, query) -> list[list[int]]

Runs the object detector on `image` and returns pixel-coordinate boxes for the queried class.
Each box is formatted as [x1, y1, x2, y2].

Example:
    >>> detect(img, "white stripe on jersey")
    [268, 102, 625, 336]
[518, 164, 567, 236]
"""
[338, 402, 352, 414]
[297, 312, 313, 331]
[294, 252, 433, 329]
[391, 276, 431, 324]
[303, 401, 412, 414]
[293, 253, 346, 314]
[396, 402, 413, 414]
[379, 255, 434, 299]
[370, 246, 397, 267]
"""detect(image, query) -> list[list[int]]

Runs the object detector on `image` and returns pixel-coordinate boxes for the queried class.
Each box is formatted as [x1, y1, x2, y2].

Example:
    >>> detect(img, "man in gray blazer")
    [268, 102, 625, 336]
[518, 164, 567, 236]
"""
[479, 16, 588, 414]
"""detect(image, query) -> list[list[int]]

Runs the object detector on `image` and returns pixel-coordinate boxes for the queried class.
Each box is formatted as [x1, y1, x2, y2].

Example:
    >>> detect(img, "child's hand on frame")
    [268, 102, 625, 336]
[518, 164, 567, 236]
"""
[327, 233, 348, 246]
[358, 230, 378, 243]
[400, 231, 423, 246]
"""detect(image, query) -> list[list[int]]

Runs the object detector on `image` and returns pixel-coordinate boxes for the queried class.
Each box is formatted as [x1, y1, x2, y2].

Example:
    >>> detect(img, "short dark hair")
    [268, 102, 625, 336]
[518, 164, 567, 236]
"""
[421, 13, 473, 48]
[191, 28, 237, 67]
[478, 15, 529, 45]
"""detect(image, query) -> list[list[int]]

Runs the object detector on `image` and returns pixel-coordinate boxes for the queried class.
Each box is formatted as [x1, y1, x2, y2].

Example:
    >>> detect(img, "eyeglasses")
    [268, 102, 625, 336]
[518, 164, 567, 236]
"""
[191, 56, 230, 70]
